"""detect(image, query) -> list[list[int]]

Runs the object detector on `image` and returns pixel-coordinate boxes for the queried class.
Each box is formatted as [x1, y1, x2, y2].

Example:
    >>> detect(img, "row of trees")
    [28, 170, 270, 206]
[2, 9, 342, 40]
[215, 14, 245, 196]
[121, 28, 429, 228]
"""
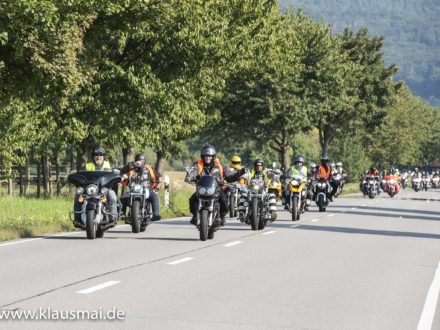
[0, 0, 439, 196]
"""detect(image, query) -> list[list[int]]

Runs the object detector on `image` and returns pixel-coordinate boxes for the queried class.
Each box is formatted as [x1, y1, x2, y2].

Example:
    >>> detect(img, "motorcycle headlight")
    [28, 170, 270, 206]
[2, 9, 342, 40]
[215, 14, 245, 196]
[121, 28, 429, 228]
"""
[76, 187, 84, 194]
[101, 187, 109, 195]
[381, 180, 386, 184]
[389, 179, 395, 185]
[198, 187, 207, 195]
[86, 184, 99, 195]
[318, 182, 326, 189]
[290, 180, 299, 186]
[206, 187, 216, 195]
[133, 184, 142, 193]
[369, 180, 374, 184]
[253, 185, 260, 191]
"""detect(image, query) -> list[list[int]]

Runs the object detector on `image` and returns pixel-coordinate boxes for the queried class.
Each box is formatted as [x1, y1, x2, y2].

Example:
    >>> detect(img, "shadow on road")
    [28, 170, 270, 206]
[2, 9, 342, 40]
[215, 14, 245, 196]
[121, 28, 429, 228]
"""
[294, 224, 440, 240]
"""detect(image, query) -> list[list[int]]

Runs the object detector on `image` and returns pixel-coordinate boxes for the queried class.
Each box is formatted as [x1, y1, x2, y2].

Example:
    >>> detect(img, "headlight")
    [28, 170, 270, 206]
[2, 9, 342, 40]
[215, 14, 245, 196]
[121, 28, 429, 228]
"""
[290, 180, 299, 186]
[86, 184, 99, 195]
[133, 184, 142, 193]
[198, 187, 207, 195]
[101, 187, 109, 195]
[253, 185, 260, 191]
[76, 187, 84, 194]
[206, 187, 216, 195]
[369, 180, 374, 184]
[318, 182, 326, 189]
[381, 180, 386, 184]
[389, 179, 395, 185]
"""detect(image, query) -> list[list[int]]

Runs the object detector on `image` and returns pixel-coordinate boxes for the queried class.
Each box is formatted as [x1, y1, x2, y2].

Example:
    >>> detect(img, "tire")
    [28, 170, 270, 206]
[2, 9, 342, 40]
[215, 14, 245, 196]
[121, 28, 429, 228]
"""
[251, 198, 259, 231]
[131, 200, 141, 233]
[229, 196, 236, 218]
[292, 196, 298, 222]
[207, 226, 215, 239]
[96, 226, 104, 238]
[86, 209, 96, 240]
[318, 195, 325, 212]
[199, 209, 209, 241]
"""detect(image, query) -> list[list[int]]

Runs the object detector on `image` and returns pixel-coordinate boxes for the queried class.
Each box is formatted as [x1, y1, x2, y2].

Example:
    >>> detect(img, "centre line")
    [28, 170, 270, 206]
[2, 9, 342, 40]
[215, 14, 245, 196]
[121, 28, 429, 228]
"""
[167, 257, 194, 265]
[223, 241, 242, 247]
[417, 261, 440, 330]
[77, 281, 120, 294]
[262, 230, 276, 235]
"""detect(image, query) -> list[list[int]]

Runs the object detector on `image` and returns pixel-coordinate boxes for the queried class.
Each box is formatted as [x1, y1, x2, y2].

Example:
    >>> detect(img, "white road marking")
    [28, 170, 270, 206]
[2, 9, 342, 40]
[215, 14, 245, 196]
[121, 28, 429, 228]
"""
[351, 207, 357, 210]
[77, 281, 120, 294]
[223, 241, 242, 247]
[417, 261, 440, 330]
[361, 204, 366, 206]
[327, 214, 335, 217]
[167, 257, 194, 265]
[311, 219, 320, 222]
[290, 224, 301, 228]
[262, 230, 276, 235]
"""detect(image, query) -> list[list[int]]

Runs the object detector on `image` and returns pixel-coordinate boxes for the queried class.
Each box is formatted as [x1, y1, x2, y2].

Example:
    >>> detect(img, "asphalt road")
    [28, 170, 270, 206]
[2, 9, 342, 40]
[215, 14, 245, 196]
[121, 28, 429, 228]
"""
[0, 189, 439, 329]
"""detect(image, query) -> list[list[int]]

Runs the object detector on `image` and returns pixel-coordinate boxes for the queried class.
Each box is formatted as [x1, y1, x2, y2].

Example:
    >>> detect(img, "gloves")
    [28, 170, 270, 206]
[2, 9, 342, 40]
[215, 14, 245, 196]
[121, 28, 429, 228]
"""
[239, 167, 247, 176]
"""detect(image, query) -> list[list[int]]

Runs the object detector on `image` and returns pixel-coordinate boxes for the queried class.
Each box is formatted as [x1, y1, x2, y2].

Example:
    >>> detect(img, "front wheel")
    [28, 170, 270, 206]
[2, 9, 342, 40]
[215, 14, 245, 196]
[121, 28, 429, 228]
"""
[131, 200, 141, 233]
[229, 195, 236, 218]
[292, 195, 299, 221]
[86, 209, 97, 239]
[199, 209, 209, 241]
[318, 195, 326, 212]
[251, 198, 259, 231]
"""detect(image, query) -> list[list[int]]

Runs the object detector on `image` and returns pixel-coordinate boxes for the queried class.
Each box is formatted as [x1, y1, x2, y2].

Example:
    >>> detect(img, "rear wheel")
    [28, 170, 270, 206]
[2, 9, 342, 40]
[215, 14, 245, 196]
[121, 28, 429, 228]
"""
[131, 200, 141, 233]
[251, 198, 259, 231]
[86, 209, 96, 239]
[199, 209, 209, 241]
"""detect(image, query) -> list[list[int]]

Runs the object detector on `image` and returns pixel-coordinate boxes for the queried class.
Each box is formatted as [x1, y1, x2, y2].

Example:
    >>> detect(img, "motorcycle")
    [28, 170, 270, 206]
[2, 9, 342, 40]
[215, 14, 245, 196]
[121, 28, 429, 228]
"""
[384, 175, 399, 198]
[362, 175, 380, 199]
[185, 167, 222, 241]
[400, 172, 408, 189]
[226, 182, 241, 218]
[267, 168, 283, 200]
[422, 175, 430, 191]
[314, 175, 329, 212]
[239, 178, 276, 230]
[412, 177, 421, 192]
[68, 170, 121, 239]
[431, 175, 440, 189]
[331, 173, 343, 198]
[285, 175, 307, 221]
[125, 175, 155, 233]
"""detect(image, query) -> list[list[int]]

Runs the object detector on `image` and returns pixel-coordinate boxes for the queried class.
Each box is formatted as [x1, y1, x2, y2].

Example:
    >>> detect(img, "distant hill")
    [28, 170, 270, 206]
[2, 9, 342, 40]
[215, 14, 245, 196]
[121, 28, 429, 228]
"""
[279, 0, 440, 105]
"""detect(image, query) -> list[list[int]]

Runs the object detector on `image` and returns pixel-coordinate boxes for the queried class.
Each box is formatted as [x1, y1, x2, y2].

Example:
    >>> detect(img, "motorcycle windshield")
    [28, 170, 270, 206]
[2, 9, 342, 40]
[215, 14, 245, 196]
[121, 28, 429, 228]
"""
[68, 171, 116, 187]
[198, 175, 218, 189]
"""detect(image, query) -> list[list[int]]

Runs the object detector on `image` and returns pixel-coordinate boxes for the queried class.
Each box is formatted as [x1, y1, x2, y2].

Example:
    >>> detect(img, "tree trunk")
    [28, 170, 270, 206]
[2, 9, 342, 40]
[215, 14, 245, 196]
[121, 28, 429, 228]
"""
[56, 152, 61, 196]
[37, 161, 41, 198]
[122, 146, 135, 165]
[155, 150, 165, 174]
[7, 167, 13, 197]
[25, 157, 30, 196]
[76, 137, 93, 171]
[19, 165, 24, 196]
[68, 146, 75, 193]
[41, 154, 50, 197]
[280, 144, 290, 173]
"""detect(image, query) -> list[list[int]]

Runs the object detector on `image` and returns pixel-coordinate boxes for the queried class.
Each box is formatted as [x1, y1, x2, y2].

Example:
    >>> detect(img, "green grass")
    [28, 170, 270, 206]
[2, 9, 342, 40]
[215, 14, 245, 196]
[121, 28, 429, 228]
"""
[340, 182, 361, 196]
[0, 186, 194, 242]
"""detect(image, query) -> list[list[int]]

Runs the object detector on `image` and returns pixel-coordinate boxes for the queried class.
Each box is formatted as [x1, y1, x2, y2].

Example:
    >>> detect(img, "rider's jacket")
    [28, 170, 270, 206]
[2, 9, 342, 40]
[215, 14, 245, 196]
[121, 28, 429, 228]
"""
[85, 161, 111, 171]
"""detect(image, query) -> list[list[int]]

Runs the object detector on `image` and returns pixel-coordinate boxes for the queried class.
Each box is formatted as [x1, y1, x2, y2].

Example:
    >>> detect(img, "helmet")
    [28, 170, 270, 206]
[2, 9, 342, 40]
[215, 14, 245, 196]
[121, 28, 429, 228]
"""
[253, 159, 264, 168]
[93, 147, 106, 156]
[231, 155, 241, 164]
[330, 162, 335, 168]
[200, 145, 216, 158]
[293, 156, 305, 164]
[135, 153, 146, 162]
[310, 162, 316, 168]
[336, 162, 342, 167]
[320, 155, 329, 163]
[414, 167, 419, 171]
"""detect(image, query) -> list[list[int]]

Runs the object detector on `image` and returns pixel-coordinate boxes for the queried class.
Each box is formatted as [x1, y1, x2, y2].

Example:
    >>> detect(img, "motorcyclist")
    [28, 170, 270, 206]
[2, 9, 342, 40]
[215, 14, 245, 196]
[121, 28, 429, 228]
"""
[238, 159, 277, 221]
[335, 161, 346, 191]
[186, 145, 245, 227]
[410, 167, 421, 178]
[74, 147, 117, 223]
[284, 156, 310, 210]
[120, 153, 162, 222]
[228, 155, 249, 195]
[314, 155, 334, 201]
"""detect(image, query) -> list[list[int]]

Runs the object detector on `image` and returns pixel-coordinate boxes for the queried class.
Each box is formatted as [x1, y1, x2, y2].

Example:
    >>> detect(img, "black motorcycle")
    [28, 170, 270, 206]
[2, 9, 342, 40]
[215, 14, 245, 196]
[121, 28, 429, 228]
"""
[125, 175, 155, 233]
[314, 177, 329, 212]
[68, 171, 121, 239]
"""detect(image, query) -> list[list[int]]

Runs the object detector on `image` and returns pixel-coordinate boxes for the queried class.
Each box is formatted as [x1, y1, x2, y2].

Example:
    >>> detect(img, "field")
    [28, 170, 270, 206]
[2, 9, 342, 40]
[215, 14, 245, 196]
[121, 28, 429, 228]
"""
[0, 171, 193, 241]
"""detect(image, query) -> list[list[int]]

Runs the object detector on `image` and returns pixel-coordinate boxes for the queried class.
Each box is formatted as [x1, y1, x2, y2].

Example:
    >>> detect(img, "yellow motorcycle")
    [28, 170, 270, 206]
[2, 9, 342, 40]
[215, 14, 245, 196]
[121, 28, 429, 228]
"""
[285, 175, 307, 221]
[267, 168, 283, 200]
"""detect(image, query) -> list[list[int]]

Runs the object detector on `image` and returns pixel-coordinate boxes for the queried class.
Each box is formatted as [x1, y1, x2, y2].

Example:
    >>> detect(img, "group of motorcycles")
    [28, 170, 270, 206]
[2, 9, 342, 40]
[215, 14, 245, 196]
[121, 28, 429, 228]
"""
[360, 170, 440, 198]
[68, 169, 156, 240]
[186, 165, 347, 241]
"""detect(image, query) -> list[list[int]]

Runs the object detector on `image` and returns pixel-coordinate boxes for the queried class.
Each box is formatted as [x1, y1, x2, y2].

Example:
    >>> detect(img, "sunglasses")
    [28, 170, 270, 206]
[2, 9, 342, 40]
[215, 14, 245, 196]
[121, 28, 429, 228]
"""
[94, 154, 105, 157]
[232, 161, 241, 165]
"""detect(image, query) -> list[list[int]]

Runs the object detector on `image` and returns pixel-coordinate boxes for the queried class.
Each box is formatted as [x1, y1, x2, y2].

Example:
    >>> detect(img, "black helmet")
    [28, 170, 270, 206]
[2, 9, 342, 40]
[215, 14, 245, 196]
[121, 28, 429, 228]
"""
[135, 153, 146, 162]
[293, 156, 304, 164]
[253, 159, 264, 168]
[200, 145, 216, 158]
[369, 166, 375, 171]
[93, 147, 106, 156]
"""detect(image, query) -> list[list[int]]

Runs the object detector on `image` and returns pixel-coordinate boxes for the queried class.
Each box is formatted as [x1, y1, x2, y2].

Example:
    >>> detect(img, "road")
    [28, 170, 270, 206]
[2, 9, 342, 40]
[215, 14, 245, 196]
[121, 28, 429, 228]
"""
[0, 190, 439, 329]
